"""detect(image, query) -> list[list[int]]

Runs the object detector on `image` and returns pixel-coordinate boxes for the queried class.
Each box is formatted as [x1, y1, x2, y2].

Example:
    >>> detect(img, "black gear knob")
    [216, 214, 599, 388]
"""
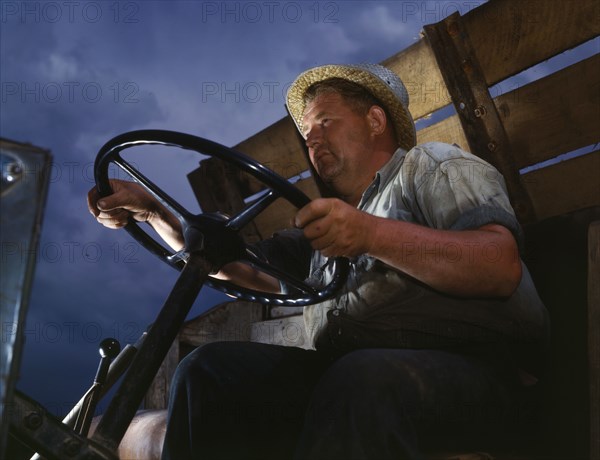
[95, 338, 121, 384]
[99, 338, 121, 360]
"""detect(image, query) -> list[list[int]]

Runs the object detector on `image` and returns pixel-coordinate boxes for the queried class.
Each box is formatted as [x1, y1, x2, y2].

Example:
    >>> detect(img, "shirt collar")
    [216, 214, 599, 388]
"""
[358, 147, 407, 209]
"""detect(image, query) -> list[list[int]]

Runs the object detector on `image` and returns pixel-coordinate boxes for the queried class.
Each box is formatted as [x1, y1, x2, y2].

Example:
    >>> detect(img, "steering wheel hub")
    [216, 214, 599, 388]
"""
[182, 213, 247, 268]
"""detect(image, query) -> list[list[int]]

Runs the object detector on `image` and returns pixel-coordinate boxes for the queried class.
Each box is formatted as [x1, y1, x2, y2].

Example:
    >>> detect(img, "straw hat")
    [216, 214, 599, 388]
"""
[286, 63, 416, 151]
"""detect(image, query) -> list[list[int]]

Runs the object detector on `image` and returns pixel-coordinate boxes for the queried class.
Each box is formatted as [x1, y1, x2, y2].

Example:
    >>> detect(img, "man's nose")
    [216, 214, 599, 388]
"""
[305, 126, 322, 149]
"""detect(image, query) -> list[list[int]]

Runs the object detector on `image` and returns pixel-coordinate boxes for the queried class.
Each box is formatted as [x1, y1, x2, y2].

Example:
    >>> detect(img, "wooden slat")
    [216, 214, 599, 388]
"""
[382, 39, 449, 121]
[251, 315, 310, 349]
[416, 54, 600, 170]
[424, 13, 536, 222]
[234, 117, 308, 182]
[144, 340, 178, 410]
[521, 151, 600, 221]
[232, 117, 312, 199]
[465, 0, 600, 86]
[188, 158, 262, 243]
[497, 54, 600, 169]
[179, 301, 264, 346]
[417, 114, 468, 149]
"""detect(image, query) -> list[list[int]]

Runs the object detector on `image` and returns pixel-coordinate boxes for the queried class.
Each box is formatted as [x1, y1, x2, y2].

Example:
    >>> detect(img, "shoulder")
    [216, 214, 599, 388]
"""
[401, 142, 503, 185]
[405, 142, 488, 165]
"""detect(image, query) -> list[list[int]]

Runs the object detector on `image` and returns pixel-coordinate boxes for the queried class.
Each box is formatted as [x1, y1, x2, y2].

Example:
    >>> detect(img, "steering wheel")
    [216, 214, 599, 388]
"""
[94, 129, 348, 306]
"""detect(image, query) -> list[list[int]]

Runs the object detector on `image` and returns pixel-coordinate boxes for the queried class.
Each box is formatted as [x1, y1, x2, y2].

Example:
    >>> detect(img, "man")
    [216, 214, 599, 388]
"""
[89, 64, 549, 459]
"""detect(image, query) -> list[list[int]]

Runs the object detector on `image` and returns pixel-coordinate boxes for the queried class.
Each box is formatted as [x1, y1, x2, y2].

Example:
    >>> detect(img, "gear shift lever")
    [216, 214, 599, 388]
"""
[74, 338, 121, 437]
[96, 339, 121, 385]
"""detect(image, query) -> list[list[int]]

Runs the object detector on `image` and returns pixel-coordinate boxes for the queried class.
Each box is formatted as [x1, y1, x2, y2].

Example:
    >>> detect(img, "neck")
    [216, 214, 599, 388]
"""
[335, 145, 396, 207]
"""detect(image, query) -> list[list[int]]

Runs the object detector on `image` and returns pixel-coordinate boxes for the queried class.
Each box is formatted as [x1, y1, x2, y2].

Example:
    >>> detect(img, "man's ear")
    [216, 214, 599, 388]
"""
[366, 105, 387, 136]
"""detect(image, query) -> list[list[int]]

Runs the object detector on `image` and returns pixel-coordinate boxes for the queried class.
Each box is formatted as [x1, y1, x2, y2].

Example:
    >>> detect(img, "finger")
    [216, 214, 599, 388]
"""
[97, 208, 127, 218]
[97, 218, 128, 229]
[96, 209, 131, 228]
[294, 198, 333, 228]
[309, 233, 337, 253]
[302, 216, 331, 241]
[96, 194, 120, 212]
[87, 187, 101, 217]
[96, 184, 136, 212]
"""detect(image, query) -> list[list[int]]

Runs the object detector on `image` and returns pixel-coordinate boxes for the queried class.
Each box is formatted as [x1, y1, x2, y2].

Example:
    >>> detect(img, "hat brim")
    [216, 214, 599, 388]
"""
[286, 64, 416, 151]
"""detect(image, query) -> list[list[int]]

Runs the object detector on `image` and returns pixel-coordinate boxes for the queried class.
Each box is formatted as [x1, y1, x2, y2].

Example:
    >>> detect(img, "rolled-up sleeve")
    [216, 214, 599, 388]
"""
[400, 142, 523, 246]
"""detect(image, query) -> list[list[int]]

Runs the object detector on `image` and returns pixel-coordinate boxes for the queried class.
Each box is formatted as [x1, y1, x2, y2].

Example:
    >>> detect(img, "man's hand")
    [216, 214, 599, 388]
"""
[87, 180, 280, 292]
[294, 198, 376, 258]
[87, 179, 184, 250]
[295, 197, 521, 298]
[87, 179, 159, 229]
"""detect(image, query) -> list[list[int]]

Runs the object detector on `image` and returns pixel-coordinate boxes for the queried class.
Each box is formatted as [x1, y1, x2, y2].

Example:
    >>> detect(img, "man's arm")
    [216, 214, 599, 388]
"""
[295, 198, 522, 298]
[88, 179, 185, 250]
[88, 179, 281, 293]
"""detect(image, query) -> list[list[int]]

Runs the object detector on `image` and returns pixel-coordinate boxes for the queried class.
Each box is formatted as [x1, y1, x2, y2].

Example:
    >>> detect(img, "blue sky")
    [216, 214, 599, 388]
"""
[1, 0, 597, 419]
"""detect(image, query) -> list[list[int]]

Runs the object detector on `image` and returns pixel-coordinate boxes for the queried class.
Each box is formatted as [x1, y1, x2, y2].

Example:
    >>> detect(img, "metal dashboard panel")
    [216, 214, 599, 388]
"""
[0, 138, 51, 456]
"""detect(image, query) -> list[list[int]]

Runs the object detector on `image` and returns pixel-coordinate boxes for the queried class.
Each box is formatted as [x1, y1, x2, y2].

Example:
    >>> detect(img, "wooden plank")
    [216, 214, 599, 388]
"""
[382, 0, 599, 121]
[187, 158, 243, 215]
[464, 0, 600, 86]
[382, 39, 450, 121]
[144, 340, 178, 410]
[234, 116, 309, 184]
[497, 54, 600, 169]
[419, 54, 600, 170]
[417, 114, 468, 149]
[521, 151, 600, 221]
[250, 315, 310, 349]
[179, 301, 264, 346]
[590, 221, 600, 460]
[269, 306, 304, 318]
[187, 158, 262, 243]
[424, 13, 535, 222]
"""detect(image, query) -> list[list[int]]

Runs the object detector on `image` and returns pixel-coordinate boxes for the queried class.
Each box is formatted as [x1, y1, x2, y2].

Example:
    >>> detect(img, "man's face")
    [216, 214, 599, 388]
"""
[301, 92, 373, 191]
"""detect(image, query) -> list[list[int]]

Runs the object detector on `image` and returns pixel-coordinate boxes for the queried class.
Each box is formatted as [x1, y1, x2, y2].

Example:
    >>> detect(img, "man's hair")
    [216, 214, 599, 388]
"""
[303, 77, 391, 121]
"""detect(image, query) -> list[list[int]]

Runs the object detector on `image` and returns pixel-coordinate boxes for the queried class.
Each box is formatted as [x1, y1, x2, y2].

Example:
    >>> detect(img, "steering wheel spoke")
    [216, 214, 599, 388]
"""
[113, 156, 192, 221]
[226, 189, 280, 232]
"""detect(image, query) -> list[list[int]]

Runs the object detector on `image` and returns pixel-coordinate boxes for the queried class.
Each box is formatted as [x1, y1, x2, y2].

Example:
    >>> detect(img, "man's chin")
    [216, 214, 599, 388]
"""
[316, 171, 340, 185]
[315, 161, 339, 181]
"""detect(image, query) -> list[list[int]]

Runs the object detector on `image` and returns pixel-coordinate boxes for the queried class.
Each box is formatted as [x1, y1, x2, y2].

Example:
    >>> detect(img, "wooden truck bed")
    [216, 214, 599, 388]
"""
[141, 0, 600, 458]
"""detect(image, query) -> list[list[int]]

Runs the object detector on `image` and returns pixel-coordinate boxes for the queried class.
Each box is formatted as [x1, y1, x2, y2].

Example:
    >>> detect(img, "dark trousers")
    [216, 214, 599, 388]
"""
[161, 341, 523, 460]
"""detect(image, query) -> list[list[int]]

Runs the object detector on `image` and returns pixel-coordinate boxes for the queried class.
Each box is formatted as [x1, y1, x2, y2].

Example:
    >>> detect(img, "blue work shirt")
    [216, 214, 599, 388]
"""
[260, 142, 549, 376]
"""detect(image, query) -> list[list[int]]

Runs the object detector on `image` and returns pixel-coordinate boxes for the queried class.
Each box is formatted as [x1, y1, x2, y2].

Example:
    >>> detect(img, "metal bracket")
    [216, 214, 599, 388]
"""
[9, 391, 118, 460]
[423, 12, 535, 223]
